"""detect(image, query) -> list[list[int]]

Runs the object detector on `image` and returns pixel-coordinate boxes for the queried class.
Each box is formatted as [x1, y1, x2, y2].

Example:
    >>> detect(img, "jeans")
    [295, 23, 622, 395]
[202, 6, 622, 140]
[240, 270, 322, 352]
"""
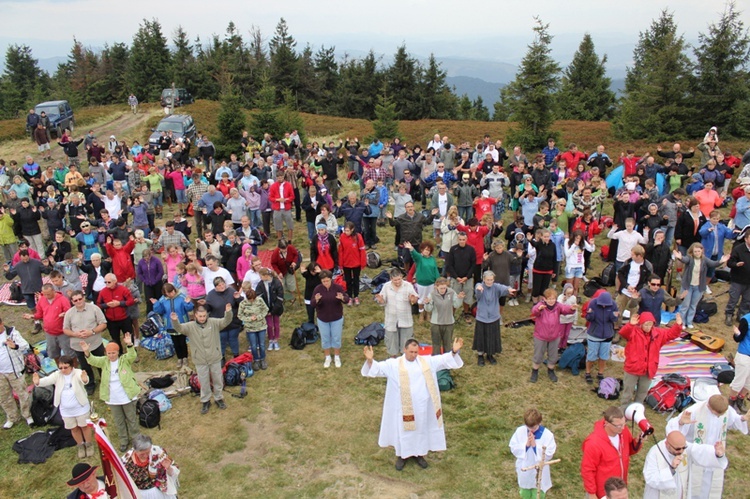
[679, 285, 703, 326]
[725, 282, 750, 319]
[707, 254, 720, 279]
[458, 206, 473, 222]
[664, 226, 675, 248]
[614, 260, 624, 274]
[23, 293, 37, 310]
[318, 317, 344, 349]
[219, 327, 241, 361]
[307, 221, 315, 241]
[246, 329, 267, 360]
[249, 209, 261, 228]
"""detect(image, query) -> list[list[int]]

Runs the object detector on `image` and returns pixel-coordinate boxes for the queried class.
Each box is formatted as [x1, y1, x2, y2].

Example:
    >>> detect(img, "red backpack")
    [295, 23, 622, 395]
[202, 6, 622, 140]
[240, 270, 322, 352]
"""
[645, 374, 691, 413]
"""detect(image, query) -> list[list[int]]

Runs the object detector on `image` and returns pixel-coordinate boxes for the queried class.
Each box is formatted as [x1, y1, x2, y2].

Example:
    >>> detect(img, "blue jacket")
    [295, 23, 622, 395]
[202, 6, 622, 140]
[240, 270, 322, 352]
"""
[585, 291, 617, 341]
[520, 196, 543, 227]
[735, 196, 750, 231]
[737, 313, 750, 357]
[361, 189, 381, 218]
[335, 201, 371, 230]
[638, 287, 670, 324]
[541, 146, 559, 167]
[153, 294, 194, 330]
[699, 221, 734, 258]
[198, 190, 226, 210]
[425, 170, 457, 188]
[368, 141, 384, 158]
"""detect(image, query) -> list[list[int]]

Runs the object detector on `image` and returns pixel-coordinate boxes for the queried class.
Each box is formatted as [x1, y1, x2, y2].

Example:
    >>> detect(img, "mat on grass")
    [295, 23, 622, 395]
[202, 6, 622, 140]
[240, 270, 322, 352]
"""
[654, 340, 726, 379]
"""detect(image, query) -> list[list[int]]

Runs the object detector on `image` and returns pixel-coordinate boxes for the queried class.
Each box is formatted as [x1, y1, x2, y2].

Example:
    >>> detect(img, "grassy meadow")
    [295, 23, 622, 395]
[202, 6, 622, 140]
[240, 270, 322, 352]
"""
[0, 105, 748, 497]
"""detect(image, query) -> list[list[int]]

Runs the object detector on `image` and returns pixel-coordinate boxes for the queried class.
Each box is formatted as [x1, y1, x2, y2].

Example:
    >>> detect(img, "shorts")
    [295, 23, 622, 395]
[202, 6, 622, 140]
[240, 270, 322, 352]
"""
[38, 143, 50, 152]
[175, 189, 187, 204]
[273, 210, 294, 232]
[45, 333, 67, 359]
[450, 278, 474, 304]
[586, 340, 612, 362]
[63, 413, 89, 429]
[416, 284, 434, 306]
[565, 267, 584, 279]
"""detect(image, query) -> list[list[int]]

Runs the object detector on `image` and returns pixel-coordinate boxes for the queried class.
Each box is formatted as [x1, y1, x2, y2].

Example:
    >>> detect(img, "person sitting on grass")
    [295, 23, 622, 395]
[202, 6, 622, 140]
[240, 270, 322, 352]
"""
[529, 289, 577, 383]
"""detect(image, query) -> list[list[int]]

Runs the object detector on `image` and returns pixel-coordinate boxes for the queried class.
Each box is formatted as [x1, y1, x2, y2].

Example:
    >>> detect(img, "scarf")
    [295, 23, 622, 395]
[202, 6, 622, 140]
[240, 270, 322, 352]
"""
[318, 232, 330, 254]
[398, 356, 442, 431]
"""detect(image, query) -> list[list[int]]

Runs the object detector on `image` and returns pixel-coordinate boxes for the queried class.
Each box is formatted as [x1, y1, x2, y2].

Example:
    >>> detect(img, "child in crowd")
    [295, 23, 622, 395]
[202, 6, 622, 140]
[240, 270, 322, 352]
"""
[237, 282, 270, 371]
[529, 289, 577, 383]
[509, 408, 556, 499]
[584, 291, 619, 384]
[405, 240, 440, 320]
[173, 262, 188, 297]
[557, 283, 578, 349]
[54, 252, 83, 291]
[182, 263, 207, 302]
[256, 267, 285, 351]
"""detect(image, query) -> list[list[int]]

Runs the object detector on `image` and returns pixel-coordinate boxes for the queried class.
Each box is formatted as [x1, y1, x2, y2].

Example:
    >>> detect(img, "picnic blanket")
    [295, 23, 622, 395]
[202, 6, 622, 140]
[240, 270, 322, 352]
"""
[654, 339, 726, 379]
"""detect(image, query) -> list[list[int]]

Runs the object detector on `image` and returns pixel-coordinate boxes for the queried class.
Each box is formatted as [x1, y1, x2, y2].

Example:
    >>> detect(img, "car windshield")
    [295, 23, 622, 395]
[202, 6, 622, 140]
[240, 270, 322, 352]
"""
[35, 106, 60, 117]
[161, 90, 174, 97]
[156, 122, 184, 133]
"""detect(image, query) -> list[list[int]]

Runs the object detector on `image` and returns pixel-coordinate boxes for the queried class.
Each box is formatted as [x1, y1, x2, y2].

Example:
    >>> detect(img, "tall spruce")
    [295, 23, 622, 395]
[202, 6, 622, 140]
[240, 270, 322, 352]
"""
[387, 45, 421, 120]
[692, 1, 750, 138]
[472, 96, 490, 121]
[336, 52, 381, 119]
[127, 19, 171, 101]
[372, 87, 400, 140]
[269, 18, 299, 104]
[557, 34, 615, 120]
[314, 45, 338, 115]
[502, 18, 561, 149]
[296, 45, 320, 113]
[614, 10, 694, 140]
[421, 54, 455, 119]
[217, 81, 247, 158]
[0, 44, 48, 118]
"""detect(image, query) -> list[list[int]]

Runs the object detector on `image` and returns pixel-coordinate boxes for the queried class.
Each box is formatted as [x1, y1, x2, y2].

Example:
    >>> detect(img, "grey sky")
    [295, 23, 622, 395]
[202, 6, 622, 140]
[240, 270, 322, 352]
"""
[1, 0, 730, 59]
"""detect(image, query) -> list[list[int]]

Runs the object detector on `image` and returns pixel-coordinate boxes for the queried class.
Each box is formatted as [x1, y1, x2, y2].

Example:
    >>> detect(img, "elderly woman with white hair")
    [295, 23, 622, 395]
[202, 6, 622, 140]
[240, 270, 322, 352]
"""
[122, 434, 180, 498]
[225, 187, 249, 230]
[473, 270, 516, 366]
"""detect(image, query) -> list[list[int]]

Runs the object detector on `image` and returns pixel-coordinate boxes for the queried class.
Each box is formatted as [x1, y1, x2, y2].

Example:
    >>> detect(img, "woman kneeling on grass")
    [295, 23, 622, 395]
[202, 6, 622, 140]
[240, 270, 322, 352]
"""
[237, 283, 269, 371]
[529, 289, 577, 383]
[33, 355, 93, 458]
[311, 270, 350, 368]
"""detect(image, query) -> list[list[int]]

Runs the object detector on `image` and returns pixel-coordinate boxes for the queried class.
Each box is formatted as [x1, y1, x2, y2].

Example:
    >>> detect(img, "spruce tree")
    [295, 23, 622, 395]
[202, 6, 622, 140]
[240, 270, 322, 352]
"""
[248, 74, 283, 139]
[217, 83, 247, 158]
[170, 26, 196, 94]
[296, 45, 321, 113]
[614, 10, 694, 140]
[314, 45, 338, 115]
[372, 88, 400, 140]
[692, 1, 750, 138]
[127, 19, 171, 102]
[387, 45, 421, 119]
[458, 94, 473, 120]
[472, 96, 490, 121]
[98, 43, 130, 104]
[421, 54, 455, 119]
[0, 44, 47, 118]
[502, 18, 561, 149]
[557, 34, 615, 121]
[269, 18, 299, 104]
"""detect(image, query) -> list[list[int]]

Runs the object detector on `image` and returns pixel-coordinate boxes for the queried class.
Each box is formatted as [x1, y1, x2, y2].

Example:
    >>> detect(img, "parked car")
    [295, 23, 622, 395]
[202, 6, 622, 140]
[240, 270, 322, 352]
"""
[160, 88, 194, 108]
[148, 114, 196, 154]
[33, 100, 75, 138]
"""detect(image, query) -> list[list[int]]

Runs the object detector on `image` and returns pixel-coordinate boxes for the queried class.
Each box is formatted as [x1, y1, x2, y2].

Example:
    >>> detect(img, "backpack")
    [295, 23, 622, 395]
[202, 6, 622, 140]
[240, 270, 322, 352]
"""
[596, 377, 622, 400]
[600, 262, 616, 287]
[300, 322, 319, 344]
[583, 277, 605, 298]
[290, 327, 308, 350]
[140, 313, 164, 338]
[24, 349, 42, 375]
[148, 390, 172, 412]
[137, 398, 161, 429]
[437, 370, 455, 391]
[645, 374, 692, 413]
[148, 375, 174, 389]
[354, 322, 386, 346]
[189, 373, 201, 394]
[600, 245, 610, 260]
[30, 385, 61, 427]
[367, 251, 381, 269]
[141, 332, 175, 360]
[696, 299, 718, 317]
[223, 362, 252, 386]
[558, 343, 586, 376]
[9, 281, 23, 303]
[711, 363, 735, 384]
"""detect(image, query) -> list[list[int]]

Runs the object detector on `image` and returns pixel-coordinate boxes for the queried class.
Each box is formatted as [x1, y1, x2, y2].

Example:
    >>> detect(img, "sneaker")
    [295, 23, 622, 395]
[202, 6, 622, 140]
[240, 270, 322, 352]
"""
[477, 355, 485, 366]
[334, 356, 341, 368]
[705, 286, 712, 295]
[414, 456, 429, 469]
[548, 369, 558, 383]
[324, 356, 332, 368]
[25, 417, 33, 426]
[77, 444, 86, 459]
[487, 355, 497, 365]
[2, 420, 13, 430]
[134, 338, 140, 347]
[585, 373, 593, 384]
[260, 359, 268, 370]
[395, 457, 406, 471]
[525, 294, 532, 303]
[726, 315, 734, 326]
[354, 298, 360, 306]
[275, 342, 281, 351]
[201, 402, 210, 414]
[347, 300, 353, 307]
[215, 399, 227, 410]
[529, 369, 539, 383]
[252, 361, 260, 372]
[687, 324, 694, 329]
[736, 397, 748, 415]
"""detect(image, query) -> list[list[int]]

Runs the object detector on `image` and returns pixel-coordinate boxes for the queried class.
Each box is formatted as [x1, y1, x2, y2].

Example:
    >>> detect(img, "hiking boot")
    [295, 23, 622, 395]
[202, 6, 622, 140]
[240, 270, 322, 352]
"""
[33, 322, 42, 335]
[216, 399, 227, 410]
[395, 457, 406, 471]
[260, 359, 268, 370]
[414, 456, 429, 469]
[725, 314, 734, 326]
[529, 369, 538, 383]
[77, 444, 86, 459]
[252, 361, 260, 372]
[201, 402, 210, 414]
[85, 442, 95, 457]
[477, 355, 485, 367]
[487, 355, 497, 365]
[547, 369, 558, 383]
[585, 373, 593, 384]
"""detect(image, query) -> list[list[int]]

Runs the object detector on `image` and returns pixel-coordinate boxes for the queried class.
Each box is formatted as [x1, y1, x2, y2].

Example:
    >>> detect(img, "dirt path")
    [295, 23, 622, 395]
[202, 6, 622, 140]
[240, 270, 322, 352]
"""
[0, 108, 159, 161]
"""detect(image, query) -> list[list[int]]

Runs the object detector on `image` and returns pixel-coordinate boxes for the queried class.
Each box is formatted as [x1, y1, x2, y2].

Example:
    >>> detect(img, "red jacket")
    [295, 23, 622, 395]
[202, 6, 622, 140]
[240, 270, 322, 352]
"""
[581, 419, 641, 497]
[96, 284, 135, 322]
[456, 225, 489, 264]
[338, 232, 366, 269]
[557, 151, 588, 178]
[33, 292, 71, 335]
[571, 217, 601, 240]
[105, 240, 136, 282]
[268, 181, 294, 211]
[621, 156, 641, 176]
[619, 311, 681, 377]
[270, 246, 299, 276]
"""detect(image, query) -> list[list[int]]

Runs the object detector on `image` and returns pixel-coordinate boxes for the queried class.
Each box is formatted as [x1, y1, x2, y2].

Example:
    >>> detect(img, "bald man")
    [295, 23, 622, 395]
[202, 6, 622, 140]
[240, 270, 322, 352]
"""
[643, 430, 727, 498]
[665, 394, 748, 497]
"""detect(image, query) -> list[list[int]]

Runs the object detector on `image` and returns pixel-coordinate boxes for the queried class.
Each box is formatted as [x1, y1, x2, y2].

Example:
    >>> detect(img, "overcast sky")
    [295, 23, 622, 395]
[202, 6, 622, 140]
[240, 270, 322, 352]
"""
[0, 0, 734, 64]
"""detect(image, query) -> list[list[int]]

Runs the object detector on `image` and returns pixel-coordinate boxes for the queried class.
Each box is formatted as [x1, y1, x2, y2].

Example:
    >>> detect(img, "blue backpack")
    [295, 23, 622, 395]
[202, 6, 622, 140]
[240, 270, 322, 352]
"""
[224, 362, 253, 386]
[141, 332, 175, 360]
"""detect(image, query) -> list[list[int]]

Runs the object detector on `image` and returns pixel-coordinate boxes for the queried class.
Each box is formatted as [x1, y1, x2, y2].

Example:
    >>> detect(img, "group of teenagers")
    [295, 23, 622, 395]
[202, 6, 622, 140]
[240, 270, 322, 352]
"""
[2, 123, 750, 497]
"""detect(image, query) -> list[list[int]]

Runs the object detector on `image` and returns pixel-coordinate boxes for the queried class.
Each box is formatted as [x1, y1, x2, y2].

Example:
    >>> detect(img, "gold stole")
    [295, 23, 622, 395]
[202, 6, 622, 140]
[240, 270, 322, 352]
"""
[398, 356, 443, 431]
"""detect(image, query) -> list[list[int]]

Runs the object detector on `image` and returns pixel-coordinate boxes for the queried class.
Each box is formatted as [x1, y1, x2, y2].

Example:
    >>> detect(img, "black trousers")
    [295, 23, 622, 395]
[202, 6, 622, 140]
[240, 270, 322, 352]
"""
[107, 318, 133, 350]
[343, 267, 361, 298]
[362, 218, 378, 247]
[262, 211, 272, 236]
[306, 304, 315, 324]
[172, 333, 188, 359]
[143, 283, 163, 314]
[75, 343, 105, 391]
[293, 187, 301, 221]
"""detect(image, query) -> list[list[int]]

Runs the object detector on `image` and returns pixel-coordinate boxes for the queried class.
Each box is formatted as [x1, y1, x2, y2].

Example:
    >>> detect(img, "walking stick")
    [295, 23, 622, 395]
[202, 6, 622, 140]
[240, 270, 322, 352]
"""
[520, 445, 561, 499]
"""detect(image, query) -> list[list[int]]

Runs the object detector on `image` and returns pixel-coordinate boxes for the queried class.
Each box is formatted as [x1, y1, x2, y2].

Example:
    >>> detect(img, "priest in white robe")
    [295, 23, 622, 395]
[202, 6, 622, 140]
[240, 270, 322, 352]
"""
[361, 337, 464, 470]
[643, 430, 727, 498]
[664, 394, 748, 498]
[509, 408, 557, 498]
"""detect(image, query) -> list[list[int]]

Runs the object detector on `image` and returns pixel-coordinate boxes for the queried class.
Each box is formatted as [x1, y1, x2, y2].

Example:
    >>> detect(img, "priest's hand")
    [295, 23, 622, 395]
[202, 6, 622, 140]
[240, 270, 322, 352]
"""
[671, 453, 682, 469]
[679, 410, 696, 426]
[363, 345, 374, 362]
[452, 337, 463, 354]
[715, 441, 725, 458]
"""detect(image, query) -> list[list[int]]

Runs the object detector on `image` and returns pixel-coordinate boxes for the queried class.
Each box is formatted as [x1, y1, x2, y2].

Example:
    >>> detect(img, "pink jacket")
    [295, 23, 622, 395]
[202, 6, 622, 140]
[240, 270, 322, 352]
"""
[236, 244, 252, 281]
[181, 272, 206, 299]
[530, 302, 574, 342]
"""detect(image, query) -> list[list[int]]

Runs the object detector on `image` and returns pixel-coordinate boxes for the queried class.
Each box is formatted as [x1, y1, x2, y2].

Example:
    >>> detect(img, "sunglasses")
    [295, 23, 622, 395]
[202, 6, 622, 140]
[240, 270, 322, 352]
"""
[71, 297, 83, 303]
[670, 445, 688, 452]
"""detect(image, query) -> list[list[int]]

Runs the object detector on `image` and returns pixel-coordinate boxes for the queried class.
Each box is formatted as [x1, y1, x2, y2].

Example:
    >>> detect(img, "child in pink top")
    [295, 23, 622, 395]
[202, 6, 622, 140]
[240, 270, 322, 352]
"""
[182, 262, 207, 300]
[236, 243, 253, 281]
[163, 245, 183, 283]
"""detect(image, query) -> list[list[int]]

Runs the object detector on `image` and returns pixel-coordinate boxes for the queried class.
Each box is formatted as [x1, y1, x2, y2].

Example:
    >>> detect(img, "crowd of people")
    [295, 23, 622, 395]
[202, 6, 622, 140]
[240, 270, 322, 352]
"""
[1, 119, 749, 497]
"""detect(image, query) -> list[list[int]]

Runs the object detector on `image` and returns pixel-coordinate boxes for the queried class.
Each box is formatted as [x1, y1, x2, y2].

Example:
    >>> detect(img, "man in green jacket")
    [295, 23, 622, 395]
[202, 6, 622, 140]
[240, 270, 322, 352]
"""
[82, 332, 140, 452]
[172, 304, 233, 414]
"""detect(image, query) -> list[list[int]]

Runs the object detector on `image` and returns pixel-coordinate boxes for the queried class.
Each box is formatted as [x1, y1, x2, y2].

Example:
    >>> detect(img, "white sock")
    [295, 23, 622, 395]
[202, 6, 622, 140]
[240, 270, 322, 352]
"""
[334, 355, 340, 360]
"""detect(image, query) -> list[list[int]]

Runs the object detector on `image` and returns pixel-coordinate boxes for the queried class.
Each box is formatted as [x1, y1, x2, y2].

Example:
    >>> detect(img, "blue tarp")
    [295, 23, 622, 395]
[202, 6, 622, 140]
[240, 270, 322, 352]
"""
[606, 164, 624, 190]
